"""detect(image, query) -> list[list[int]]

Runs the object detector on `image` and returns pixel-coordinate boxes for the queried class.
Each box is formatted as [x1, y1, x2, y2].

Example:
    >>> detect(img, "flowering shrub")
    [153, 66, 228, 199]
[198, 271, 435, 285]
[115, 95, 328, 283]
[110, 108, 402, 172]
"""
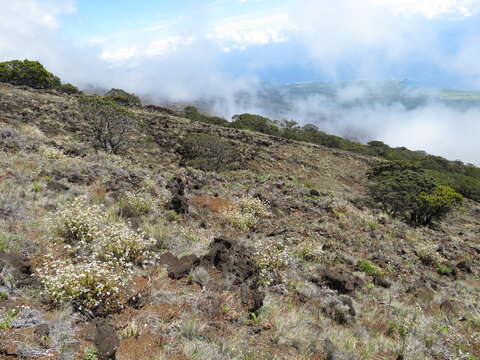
[254, 243, 290, 287]
[52, 198, 154, 266]
[37, 258, 128, 314]
[95, 223, 154, 266]
[223, 197, 270, 230]
[52, 198, 105, 244]
[415, 242, 444, 265]
[294, 240, 324, 263]
[39, 145, 66, 160]
[119, 191, 155, 217]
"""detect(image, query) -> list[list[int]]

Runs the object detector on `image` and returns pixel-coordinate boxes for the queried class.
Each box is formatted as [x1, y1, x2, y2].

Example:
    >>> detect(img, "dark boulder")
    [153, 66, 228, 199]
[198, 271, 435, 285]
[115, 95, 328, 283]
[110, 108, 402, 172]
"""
[310, 267, 363, 294]
[168, 254, 200, 280]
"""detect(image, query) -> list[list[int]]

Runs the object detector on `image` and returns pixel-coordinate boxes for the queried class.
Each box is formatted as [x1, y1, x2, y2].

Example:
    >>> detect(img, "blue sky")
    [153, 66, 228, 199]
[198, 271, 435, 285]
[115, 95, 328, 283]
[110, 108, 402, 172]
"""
[46, 0, 480, 89]
[3, 0, 480, 89]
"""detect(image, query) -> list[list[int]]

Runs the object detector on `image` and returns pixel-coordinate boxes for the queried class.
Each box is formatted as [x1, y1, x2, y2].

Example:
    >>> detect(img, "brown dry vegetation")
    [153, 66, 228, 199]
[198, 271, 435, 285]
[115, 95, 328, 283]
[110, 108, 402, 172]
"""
[0, 84, 479, 360]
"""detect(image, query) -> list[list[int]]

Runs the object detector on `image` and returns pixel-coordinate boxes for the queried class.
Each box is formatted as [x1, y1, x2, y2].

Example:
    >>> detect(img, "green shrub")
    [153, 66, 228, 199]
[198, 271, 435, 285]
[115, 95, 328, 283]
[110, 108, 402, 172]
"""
[413, 185, 463, 226]
[104, 88, 142, 106]
[118, 191, 155, 217]
[367, 161, 463, 226]
[184, 106, 229, 126]
[358, 260, 382, 276]
[81, 348, 99, 360]
[437, 264, 453, 276]
[231, 113, 280, 136]
[57, 83, 81, 95]
[178, 133, 238, 171]
[367, 161, 435, 217]
[79, 95, 136, 154]
[0, 60, 61, 89]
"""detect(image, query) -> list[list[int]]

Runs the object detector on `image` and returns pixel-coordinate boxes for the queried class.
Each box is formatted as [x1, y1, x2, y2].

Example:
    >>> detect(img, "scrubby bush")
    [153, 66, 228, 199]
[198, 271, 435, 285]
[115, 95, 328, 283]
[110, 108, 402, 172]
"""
[0, 59, 61, 89]
[254, 242, 290, 287]
[37, 258, 128, 314]
[52, 198, 105, 244]
[223, 197, 270, 230]
[231, 113, 280, 136]
[413, 185, 463, 226]
[57, 83, 81, 95]
[95, 222, 153, 266]
[104, 88, 142, 106]
[52, 198, 154, 266]
[367, 161, 463, 226]
[358, 260, 382, 276]
[184, 106, 230, 126]
[118, 191, 155, 217]
[39, 197, 159, 313]
[415, 242, 443, 265]
[79, 95, 136, 154]
[179, 133, 238, 171]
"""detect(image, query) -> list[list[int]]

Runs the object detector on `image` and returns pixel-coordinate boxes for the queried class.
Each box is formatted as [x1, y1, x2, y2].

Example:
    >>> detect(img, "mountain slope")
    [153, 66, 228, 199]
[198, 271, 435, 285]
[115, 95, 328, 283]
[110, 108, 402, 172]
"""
[0, 83, 479, 360]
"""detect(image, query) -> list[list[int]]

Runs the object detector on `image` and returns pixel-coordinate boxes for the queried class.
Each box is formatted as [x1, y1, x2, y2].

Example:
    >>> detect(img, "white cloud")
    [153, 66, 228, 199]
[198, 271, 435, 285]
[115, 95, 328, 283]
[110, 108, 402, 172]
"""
[371, 0, 480, 18]
[212, 12, 294, 50]
[0, 0, 75, 59]
[98, 10, 294, 61]
[101, 36, 193, 61]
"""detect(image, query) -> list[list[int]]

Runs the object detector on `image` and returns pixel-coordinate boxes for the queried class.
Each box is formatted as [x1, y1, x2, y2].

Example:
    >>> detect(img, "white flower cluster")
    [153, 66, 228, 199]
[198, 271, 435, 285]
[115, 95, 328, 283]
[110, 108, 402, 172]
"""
[52, 198, 155, 266]
[39, 145, 66, 160]
[52, 198, 104, 244]
[415, 241, 444, 265]
[19, 124, 46, 139]
[37, 257, 128, 313]
[96, 222, 154, 266]
[121, 191, 155, 216]
[223, 197, 270, 230]
[39, 198, 158, 312]
[254, 242, 290, 287]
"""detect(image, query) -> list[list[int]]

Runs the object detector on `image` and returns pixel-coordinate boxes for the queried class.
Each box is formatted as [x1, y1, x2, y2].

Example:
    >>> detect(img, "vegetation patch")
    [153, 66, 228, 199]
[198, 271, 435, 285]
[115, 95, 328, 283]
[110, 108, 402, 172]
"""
[178, 133, 239, 171]
[104, 88, 142, 106]
[0, 59, 61, 89]
[51, 198, 155, 267]
[37, 258, 129, 315]
[367, 161, 463, 226]
[358, 260, 382, 276]
[79, 95, 136, 154]
[222, 197, 270, 230]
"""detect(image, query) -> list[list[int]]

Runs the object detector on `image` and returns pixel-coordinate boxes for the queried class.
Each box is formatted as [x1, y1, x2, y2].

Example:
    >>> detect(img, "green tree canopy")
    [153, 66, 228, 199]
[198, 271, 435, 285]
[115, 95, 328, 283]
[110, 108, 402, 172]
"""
[367, 161, 463, 226]
[0, 60, 61, 89]
[105, 88, 142, 106]
[231, 113, 280, 136]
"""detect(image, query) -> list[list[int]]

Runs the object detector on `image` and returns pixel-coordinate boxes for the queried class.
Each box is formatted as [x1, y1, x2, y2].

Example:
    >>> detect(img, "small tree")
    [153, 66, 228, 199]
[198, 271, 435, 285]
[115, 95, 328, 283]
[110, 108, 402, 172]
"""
[367, 161, 463, 226]
[231, 113, 279, 136]
[178, 133, 238, 171]
[0, 59, 61, 89]
[413, 185, 463, 226]
[184, 106, 229, 126]
[57, 83, 82, 95]
[104, 88, 142, 106]
[79, 95, 136, 154]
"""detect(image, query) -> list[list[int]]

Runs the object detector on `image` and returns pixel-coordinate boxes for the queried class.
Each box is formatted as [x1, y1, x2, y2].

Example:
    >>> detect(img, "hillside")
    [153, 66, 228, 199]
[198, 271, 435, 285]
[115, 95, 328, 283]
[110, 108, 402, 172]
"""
[0, 83, 479, 360]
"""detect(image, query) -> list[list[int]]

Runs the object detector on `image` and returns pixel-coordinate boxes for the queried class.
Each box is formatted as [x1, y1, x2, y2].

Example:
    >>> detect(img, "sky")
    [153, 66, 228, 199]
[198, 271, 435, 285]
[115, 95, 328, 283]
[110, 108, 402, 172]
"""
[1, 0, 480, 164]
[3, 0, 480, 87]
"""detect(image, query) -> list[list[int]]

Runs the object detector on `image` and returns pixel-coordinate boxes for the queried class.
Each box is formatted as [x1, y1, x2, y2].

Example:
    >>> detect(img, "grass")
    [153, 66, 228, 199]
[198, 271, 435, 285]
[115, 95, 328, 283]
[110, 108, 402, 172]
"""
[358, 260, 382, 276]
